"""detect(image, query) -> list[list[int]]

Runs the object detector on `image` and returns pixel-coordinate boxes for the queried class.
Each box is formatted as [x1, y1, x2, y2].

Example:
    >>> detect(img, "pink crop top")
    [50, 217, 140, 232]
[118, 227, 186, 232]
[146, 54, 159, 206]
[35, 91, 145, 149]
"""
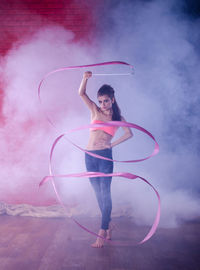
[90, 120, 118, 136]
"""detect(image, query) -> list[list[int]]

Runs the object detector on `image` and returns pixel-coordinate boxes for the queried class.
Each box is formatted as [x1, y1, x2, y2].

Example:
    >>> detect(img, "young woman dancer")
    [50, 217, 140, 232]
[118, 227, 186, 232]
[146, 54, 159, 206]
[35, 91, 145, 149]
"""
[79, 71, 133, 248]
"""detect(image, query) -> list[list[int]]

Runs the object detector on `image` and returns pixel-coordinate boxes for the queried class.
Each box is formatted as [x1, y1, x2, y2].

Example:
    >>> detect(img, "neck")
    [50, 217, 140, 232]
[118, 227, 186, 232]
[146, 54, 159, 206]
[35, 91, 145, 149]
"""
[101, 108, 112, 116]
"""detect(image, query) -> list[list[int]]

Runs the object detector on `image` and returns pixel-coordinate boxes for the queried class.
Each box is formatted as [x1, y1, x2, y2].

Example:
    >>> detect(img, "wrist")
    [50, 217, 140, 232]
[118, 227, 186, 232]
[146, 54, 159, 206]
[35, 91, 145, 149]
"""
[82, 76, 88, 81]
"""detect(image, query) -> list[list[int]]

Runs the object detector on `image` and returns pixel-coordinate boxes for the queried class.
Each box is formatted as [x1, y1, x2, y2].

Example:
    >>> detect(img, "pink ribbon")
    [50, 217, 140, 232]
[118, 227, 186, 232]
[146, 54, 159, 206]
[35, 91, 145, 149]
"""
[38, 61, 160, 245]
[38, 61, 134, 101]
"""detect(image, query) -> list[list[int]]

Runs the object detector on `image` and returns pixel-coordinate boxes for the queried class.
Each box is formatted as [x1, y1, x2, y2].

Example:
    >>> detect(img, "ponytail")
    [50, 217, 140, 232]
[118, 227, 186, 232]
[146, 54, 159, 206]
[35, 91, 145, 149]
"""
[112, 100, 121, 121]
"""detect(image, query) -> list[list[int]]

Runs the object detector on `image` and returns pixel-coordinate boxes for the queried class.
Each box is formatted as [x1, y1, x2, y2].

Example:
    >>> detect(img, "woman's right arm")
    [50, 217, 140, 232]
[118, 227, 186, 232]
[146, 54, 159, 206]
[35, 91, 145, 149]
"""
[78, 71, 97, 112]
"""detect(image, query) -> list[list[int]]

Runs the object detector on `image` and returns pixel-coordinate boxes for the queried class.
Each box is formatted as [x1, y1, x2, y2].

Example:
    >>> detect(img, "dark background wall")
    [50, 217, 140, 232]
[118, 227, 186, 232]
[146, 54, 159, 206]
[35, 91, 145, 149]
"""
[0, 0, 93, 56]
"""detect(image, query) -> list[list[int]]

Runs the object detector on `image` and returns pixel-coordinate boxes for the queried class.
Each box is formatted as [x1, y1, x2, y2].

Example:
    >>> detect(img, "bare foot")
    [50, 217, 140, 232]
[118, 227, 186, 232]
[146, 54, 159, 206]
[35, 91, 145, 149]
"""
[91, 229, 106, 248]
[106, 229, 112, 240]
[106, 223, 115, 240]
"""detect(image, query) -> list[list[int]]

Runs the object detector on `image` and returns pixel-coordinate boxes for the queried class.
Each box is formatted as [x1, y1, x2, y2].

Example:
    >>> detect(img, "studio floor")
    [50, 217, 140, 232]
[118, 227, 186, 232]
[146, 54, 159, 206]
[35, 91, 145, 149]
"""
[0, 215, 199, 270]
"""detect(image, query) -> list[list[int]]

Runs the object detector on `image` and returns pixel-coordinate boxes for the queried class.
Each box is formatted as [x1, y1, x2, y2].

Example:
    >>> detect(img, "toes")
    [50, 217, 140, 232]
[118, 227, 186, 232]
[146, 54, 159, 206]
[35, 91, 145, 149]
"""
[91, 239, 104, 248]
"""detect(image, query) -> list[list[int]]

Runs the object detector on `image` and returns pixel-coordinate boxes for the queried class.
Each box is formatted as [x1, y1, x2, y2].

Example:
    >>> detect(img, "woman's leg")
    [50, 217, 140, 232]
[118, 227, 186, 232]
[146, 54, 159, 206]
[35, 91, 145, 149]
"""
[89, 178, 103, 214]
[99, 176, 112, 230]
[85, 149, 113, 247]
[85, 152, 103, 214]
[98, 149, 113, 231]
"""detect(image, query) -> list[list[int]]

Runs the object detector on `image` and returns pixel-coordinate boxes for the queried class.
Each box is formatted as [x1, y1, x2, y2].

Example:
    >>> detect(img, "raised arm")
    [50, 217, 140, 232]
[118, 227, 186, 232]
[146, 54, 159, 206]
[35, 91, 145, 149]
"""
[78, 71, 98, 113]
[111, 116, 133, 148]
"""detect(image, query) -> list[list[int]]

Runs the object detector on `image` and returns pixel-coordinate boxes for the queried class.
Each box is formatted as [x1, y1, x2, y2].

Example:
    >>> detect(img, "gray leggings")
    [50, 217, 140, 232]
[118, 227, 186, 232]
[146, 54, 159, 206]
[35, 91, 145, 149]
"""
[85, 148, 113, 230]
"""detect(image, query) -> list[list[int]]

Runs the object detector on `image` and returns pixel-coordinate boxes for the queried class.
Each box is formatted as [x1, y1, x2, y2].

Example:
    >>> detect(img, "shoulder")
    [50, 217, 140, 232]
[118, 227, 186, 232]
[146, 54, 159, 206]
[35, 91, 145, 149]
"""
[80, 93, 99, 112]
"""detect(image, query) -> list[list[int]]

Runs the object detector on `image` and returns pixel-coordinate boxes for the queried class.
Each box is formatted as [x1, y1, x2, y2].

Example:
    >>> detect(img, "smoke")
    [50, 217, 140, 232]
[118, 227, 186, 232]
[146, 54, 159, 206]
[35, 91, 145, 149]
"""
[0, 0, 199, 228]
[92, 0, 200, 227]
[0, 25, 94, 205]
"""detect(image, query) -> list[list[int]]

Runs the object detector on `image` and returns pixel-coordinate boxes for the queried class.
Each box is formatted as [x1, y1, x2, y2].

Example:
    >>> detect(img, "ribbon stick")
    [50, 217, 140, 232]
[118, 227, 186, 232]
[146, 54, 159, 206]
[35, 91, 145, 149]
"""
[38, 61, 134, 128]
[93, 73, 132, 76]
[38, 61, 160, 245]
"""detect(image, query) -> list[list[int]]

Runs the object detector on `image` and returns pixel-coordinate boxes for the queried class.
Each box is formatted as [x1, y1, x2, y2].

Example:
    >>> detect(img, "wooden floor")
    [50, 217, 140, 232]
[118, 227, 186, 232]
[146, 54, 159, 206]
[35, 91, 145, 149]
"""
[0, 215, 199, 270]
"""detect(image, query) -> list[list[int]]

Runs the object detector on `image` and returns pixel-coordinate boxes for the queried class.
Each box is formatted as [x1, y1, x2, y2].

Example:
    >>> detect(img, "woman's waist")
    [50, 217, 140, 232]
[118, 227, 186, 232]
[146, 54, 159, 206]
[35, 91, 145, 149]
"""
[87, 135, 111, 150]
[86, 141, 112, 151]
[85, 147, 113, 160]
[86, 147, 112, 153]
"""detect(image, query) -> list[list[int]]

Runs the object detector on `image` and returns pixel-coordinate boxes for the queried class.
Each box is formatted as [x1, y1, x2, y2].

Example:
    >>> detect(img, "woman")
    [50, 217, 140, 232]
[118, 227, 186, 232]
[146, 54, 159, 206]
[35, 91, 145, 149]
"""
[79, 71, 133, 248]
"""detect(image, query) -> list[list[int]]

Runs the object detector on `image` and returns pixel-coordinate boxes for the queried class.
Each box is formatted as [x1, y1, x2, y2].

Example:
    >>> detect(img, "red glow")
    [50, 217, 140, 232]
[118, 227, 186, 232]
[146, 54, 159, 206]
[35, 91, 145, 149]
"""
[0, 0, 98, 205]
[0, 0, 94, 56]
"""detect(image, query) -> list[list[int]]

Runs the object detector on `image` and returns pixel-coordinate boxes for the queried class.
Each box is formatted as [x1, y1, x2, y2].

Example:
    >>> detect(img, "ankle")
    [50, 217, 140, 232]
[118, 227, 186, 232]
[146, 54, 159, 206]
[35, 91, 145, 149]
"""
[98, 229, 106, 236]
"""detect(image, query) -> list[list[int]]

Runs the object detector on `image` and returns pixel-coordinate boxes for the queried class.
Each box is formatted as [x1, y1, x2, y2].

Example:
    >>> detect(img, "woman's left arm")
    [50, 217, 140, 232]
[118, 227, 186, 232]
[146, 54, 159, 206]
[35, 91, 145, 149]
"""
[111, 116, 133, 148]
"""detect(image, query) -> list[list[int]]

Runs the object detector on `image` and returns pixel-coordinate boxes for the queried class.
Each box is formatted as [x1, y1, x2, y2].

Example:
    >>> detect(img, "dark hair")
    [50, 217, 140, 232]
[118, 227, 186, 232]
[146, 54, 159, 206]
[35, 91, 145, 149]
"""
[97, 84, 121, 121]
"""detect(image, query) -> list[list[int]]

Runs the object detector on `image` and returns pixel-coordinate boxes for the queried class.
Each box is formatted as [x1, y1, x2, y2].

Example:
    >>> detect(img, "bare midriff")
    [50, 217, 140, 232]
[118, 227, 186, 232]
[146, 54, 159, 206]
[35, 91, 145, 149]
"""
[86, 130, 112, 150]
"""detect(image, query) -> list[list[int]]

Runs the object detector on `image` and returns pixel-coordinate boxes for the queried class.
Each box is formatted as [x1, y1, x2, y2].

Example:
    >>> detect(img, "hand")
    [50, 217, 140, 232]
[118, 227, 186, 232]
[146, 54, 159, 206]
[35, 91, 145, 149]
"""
[83, 71, 92, 79]
[105, 143, 112, 149]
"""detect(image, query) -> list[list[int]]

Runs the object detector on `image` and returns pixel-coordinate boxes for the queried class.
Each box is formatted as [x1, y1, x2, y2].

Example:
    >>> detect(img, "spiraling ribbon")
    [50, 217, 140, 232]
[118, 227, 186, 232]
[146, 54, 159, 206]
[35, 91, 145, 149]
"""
[38, 61, 160, 245]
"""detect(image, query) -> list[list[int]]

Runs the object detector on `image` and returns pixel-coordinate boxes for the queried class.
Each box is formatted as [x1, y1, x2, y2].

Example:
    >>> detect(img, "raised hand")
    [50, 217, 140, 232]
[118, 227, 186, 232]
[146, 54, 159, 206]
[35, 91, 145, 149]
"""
[83, 71, 92, 79]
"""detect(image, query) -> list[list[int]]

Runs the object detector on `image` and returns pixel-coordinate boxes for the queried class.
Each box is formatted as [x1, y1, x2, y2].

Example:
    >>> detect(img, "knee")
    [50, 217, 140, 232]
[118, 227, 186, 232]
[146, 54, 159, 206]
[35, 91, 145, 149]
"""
[102, 190, 112, 202]
[101, 179, 112, 193]
[90, 178, 100, 192]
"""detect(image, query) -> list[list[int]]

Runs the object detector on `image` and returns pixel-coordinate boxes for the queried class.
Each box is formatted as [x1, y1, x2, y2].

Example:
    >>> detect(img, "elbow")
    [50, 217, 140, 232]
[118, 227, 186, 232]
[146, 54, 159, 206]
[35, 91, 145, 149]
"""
[78, 86, 86, 96]
[125, 131, 133, 140]
[129, 133, 133, 139]
[128, 130, 133, 139]
[79, 92, 85, 97]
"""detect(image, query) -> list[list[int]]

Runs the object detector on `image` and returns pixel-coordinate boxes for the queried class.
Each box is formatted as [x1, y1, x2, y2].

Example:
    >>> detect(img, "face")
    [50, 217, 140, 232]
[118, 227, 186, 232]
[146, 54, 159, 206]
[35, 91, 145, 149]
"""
[98, 95, 114, 111]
